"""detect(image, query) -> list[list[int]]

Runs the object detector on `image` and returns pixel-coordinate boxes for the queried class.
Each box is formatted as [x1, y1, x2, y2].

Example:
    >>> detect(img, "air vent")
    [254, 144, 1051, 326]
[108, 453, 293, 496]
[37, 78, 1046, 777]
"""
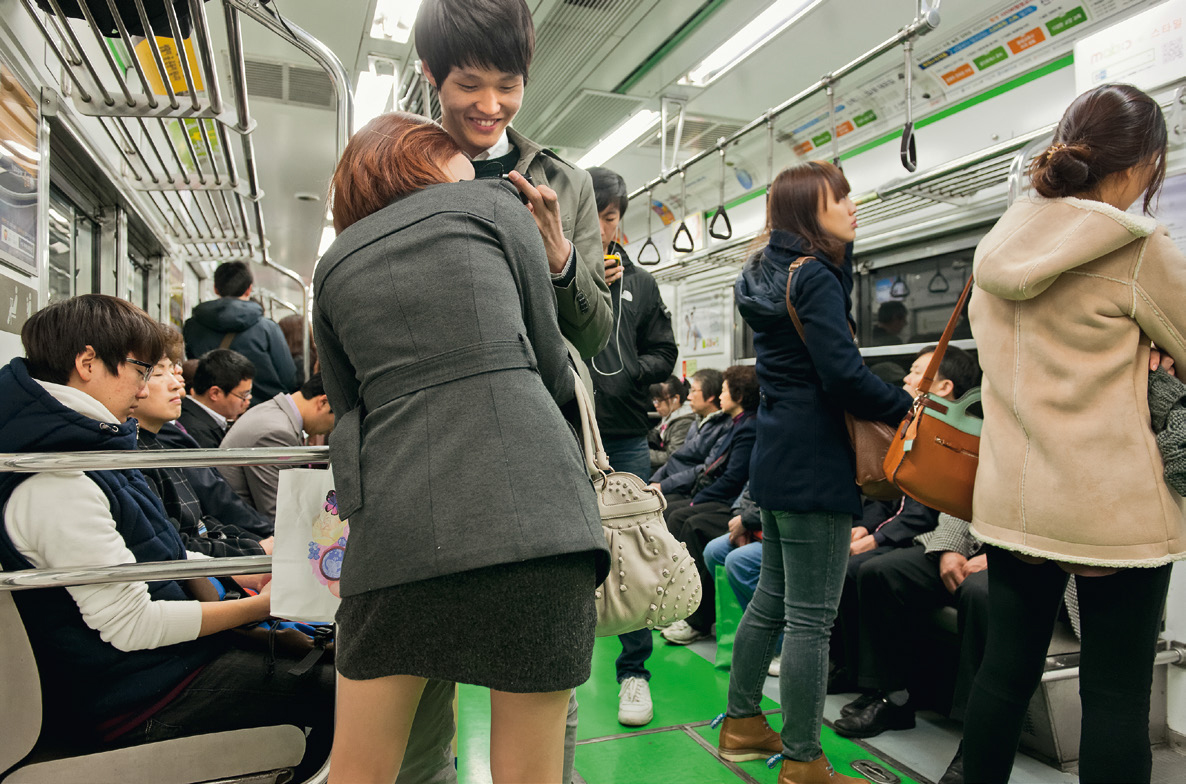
[537, 90, 645, 149]
[235, 55, 335, 109]
[564, 0, 618, 7]
[639, 115, 745, 153]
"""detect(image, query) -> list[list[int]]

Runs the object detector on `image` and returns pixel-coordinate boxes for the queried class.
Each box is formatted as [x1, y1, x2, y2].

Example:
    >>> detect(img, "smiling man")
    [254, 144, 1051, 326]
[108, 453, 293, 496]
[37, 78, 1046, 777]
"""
[413, 0, 611, 363]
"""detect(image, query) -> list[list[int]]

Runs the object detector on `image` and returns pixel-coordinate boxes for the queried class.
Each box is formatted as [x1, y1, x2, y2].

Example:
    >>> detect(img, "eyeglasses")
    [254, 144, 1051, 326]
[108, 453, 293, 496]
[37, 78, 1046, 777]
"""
[123, 357, 155, 385]
[229, 390, 253, 403]
[651, 398, 670, 407]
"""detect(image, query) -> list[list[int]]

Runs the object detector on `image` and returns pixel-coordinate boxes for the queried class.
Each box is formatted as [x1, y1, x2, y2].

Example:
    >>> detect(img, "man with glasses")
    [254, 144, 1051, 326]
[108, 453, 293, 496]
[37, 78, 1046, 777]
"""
[218, 373, 336, 524]
[178, 349, 255, 448]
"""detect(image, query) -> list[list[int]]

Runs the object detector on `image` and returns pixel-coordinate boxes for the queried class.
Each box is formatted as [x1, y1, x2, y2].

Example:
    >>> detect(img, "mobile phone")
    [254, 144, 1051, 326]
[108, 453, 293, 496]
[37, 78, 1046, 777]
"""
[500, 172, 532, 205]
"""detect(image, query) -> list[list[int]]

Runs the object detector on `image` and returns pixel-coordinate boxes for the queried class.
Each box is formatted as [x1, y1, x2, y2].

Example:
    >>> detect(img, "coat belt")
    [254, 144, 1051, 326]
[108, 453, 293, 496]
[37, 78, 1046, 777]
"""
[359, 338, 538, 414]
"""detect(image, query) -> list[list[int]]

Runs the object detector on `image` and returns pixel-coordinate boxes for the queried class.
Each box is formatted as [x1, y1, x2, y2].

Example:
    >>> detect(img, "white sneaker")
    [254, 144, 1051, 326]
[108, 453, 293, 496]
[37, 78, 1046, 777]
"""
[660, 619, 709, 645]
[768, 657, 781, 678]
[618, 677, 653, 726]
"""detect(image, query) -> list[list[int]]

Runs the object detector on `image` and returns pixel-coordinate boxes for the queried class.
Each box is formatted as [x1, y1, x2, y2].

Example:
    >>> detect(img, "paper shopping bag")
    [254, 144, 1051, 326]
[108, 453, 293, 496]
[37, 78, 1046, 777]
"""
[271, 468, 348, 623]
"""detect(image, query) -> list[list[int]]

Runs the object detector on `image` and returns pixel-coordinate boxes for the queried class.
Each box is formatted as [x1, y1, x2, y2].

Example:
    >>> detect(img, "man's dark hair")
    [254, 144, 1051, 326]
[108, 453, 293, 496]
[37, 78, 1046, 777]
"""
[692, 368, 723, 407]
[299, 373, 326, 399]
[213, 261, 253, 298]
[914, 345, 980, 399]
[414, 0, 535, 83]
[22, 294, 166, 385]
[588, 166, 629, 217]
[193, 349, 255, 396]
[723, 365, 761, 412]
[878, 301, 907, 323]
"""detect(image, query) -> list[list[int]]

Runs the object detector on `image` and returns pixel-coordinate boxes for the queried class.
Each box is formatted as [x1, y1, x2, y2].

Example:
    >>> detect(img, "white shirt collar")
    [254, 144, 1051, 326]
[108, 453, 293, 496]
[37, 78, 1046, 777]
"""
[189, 396, 228, 429]
[473, 130, 512, 161]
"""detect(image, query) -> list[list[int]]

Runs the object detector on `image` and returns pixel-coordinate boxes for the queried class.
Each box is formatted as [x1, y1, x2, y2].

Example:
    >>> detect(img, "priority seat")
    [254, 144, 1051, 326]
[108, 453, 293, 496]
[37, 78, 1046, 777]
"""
[0, 591, 306, 784]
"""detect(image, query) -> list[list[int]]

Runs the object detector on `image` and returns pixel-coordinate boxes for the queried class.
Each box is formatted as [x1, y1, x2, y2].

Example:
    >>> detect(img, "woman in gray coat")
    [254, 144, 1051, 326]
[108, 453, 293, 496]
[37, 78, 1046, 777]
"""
[313, 112, 609, 783]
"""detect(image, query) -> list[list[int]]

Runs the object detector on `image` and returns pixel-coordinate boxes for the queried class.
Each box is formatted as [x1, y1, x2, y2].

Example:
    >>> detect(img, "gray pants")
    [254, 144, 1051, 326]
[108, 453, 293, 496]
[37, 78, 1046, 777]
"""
[394, 680, 579, 783]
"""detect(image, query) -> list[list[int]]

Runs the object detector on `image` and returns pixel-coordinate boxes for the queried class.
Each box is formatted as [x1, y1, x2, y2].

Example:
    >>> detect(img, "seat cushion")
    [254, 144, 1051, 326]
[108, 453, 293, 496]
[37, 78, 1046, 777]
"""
[2, 725, 305, 784]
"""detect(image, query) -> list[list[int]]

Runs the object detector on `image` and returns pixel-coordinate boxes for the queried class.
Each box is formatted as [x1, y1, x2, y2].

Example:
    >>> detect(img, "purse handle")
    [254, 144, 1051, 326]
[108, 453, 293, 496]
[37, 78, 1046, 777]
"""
[916, 275, 975, 396]
[571, 367, 612, 478]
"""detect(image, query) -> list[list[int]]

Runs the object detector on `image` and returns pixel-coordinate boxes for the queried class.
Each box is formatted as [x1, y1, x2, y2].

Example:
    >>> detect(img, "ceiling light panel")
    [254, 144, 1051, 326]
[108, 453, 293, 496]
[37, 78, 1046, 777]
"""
[683, 0, 824, 87]
[371, 0, 424, 45]
[577, 109, 661, 169]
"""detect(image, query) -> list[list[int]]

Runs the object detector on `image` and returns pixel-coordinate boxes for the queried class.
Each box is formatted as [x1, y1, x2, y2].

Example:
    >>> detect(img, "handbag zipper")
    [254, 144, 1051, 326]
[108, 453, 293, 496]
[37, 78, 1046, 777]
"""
[935, 437, 977, 458]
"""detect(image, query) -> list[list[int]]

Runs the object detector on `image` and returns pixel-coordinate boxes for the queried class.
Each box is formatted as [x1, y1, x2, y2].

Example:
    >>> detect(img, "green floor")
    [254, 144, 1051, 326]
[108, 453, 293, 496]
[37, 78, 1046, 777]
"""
[456, 632, 923, 783]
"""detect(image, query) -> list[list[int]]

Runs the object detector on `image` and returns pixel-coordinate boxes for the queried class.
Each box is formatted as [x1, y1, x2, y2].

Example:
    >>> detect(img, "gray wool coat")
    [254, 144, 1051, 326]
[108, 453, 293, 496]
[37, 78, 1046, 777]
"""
[313, 179, 610, 598]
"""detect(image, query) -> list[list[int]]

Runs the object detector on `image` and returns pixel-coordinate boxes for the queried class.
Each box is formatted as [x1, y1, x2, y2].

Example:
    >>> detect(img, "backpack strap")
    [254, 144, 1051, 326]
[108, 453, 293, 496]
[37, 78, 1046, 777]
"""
[218, 331, 239, 350]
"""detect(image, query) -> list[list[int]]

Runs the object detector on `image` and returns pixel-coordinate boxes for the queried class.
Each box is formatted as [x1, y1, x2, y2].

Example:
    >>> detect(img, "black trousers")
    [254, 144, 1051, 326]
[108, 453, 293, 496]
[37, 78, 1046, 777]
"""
[666, 499, 734, 633]
[962, 546, 1171, 784]
[855, 544, 988, 719]
[832, 545, 892, 681]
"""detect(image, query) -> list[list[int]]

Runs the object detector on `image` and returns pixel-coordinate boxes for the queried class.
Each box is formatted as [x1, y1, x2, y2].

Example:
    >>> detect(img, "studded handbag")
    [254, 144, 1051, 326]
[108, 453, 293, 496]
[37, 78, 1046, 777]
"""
[570, 369, 702, 637]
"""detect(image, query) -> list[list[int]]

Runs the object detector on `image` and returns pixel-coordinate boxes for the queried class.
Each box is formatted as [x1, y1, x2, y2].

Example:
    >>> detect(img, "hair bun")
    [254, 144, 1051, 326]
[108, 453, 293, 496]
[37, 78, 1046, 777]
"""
[1046, 143, 1091, 188]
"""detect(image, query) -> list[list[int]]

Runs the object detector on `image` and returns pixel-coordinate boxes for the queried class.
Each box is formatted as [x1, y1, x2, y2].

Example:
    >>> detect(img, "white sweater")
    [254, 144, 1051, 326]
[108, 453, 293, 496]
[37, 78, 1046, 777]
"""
[3, 381, 205, 652]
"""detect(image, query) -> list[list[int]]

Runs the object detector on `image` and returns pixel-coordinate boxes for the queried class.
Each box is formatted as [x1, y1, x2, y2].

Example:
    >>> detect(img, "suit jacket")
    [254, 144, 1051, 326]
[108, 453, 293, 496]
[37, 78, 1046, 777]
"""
[176, 397, 225, 449]
[313, 178, 610, 597]
[217, 396, 302, 519]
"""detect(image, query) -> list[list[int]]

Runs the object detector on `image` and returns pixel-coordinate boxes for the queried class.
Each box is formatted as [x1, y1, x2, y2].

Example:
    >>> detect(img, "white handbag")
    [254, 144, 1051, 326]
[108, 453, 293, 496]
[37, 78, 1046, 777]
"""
[270, 467, 348, 624]
[571, 369, 702, 637]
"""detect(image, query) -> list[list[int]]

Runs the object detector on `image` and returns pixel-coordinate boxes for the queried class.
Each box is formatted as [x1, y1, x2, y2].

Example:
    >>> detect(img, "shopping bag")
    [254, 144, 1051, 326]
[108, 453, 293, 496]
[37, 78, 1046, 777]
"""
[713, 565, 744, 671]
[271, 467, 348, 624]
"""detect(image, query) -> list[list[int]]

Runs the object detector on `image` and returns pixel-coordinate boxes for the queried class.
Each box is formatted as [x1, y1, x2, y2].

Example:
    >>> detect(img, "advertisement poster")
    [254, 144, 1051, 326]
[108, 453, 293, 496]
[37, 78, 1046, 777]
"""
[1074, 0, 1185, 93]
[0, 64, 38, 275]
[679, 295, 725, 356]
[780, 0, 1149, 161]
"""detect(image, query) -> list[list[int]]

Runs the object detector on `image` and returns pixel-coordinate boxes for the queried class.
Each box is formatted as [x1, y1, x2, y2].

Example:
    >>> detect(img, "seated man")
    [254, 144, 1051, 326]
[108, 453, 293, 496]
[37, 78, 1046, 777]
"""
[0, 294, 331, 779]
[648, 375, 695, 472]
[218, 373, 335, 521]
[657, 366, 760, 645]
[136, 328, 270, 561]
[830, 345, 981, 691]
[178, 349, 255, 448]
[649, 367, 731, 498]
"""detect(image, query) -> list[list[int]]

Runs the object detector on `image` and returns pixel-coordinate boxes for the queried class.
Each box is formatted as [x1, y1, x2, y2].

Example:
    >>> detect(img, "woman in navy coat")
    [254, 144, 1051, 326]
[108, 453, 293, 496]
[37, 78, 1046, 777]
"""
[718, 162, 911, 783]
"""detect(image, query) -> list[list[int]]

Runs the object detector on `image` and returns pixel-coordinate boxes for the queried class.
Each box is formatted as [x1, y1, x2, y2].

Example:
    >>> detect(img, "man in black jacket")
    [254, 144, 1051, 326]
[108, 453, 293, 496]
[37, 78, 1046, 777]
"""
[177, 349, 255, 448]
[585, 167, 677, 729]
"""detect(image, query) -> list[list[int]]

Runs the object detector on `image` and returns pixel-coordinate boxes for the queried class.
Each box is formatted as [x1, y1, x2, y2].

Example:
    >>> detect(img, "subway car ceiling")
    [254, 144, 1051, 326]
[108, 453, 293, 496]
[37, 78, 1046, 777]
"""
[0, 0, 1182, 343]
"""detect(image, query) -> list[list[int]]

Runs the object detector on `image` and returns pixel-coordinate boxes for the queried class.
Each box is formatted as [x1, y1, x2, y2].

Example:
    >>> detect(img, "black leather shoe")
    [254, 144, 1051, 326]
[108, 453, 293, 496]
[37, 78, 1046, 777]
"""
[840, 692, 878, 718]
[937, 742, 963, 784]
[832, 698, 915, 738]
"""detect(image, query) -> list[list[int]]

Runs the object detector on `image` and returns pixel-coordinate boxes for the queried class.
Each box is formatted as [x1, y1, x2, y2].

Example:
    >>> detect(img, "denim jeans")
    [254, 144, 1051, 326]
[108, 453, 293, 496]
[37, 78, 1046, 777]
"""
[704, 533, 762, 606]
[604, 435, 655, 681]
[726, 509, 851, 762]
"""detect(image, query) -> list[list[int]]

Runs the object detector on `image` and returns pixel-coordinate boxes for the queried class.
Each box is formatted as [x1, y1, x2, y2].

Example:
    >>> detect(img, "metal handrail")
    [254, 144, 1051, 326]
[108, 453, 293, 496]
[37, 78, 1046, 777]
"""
[0, 555, 272, 592]
[626, 7, 941, 201]
[0, 446, 328, 472]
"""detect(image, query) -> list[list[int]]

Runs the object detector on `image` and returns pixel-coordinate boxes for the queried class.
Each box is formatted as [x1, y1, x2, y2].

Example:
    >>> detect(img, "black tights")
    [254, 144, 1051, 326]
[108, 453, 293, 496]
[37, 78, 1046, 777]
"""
[962, 547, 1171, 784]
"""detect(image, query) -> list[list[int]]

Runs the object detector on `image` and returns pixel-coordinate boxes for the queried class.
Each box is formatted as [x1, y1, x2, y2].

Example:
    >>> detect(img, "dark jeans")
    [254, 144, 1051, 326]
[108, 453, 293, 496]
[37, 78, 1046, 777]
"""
[605, 435, 655, 682]
[856, 544, 988, 719]
[727, 509, 851, 762]
[666, 500, 733, 633]
[962, 547, 1171, 784]
[130, 648, 335, 782]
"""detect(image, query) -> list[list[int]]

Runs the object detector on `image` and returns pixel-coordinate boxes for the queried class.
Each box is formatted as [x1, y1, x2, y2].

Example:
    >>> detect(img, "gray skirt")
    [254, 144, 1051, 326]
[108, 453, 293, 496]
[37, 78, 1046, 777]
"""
[334, 552, 598, 693]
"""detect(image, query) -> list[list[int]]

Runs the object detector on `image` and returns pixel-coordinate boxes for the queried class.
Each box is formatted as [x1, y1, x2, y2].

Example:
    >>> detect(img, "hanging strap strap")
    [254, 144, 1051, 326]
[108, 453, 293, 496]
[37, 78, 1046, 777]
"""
[917, 276, 975, 396]
[218, 331, 239, 350]
[571, 367, 611, 478]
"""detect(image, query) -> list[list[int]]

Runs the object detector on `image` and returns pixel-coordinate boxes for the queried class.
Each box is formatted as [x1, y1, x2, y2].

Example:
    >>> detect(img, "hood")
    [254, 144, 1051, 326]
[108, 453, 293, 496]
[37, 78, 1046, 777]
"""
[974, 197, 1159, 302]
[735, 230, 851, 332]
[0, 358, 137, 455]
[190, 297, 264, 332]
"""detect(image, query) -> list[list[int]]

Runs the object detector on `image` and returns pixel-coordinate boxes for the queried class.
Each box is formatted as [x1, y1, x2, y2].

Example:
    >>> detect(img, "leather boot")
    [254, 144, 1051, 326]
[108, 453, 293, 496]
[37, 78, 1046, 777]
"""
[778, 753, 867, 783]
[717, 714, 783, 762]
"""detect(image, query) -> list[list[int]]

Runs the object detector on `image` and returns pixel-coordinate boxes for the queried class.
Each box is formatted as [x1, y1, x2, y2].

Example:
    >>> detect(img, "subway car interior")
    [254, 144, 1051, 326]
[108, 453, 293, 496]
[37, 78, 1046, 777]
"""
[1, 0, 1185, 782]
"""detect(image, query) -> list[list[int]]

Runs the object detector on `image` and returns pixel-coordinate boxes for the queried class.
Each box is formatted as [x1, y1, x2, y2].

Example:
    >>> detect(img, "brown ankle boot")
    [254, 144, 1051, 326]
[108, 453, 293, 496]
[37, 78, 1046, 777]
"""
[717, 714, 783, 762]
[778, 753, 866, 783]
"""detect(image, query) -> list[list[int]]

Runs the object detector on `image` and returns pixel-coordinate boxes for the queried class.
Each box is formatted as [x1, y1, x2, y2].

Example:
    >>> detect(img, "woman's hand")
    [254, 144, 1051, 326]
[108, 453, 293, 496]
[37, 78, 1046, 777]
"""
[1150, 348, 1176, 376]
[507, 171, 572, 274]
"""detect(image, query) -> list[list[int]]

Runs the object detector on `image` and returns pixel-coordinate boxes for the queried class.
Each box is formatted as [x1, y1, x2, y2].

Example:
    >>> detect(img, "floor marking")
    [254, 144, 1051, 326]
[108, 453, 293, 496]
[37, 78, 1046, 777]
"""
[681, 725, 763, 784]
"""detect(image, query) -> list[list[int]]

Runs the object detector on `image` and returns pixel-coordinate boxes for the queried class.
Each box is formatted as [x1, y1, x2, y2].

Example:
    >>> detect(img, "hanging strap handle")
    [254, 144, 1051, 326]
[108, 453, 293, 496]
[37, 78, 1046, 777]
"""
[916, 275, 975, 395]
[900, 40, 918, 172]
[673, 170, 694, 253]
[571, 367, 611, 477]
[709, 142, 733, 240]
[638, 190, 661, 265]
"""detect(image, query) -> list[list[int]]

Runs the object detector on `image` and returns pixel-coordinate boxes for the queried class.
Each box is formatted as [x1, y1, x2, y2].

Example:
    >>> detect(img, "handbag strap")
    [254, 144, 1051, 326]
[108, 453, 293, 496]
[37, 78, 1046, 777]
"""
[916, 275, 975, 396]
[571, 367, 612, 477]
[782, 256, 813, 343]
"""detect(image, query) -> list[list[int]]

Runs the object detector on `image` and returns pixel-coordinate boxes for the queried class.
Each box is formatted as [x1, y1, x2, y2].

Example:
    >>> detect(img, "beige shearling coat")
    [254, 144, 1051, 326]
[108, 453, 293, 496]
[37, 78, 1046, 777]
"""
[969, 196, 1186, 567]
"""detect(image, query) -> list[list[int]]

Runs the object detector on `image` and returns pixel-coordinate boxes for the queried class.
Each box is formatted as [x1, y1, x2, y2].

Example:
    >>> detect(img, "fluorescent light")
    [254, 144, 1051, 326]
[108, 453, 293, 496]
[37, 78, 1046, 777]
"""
[578, 110, 661, 169]
[682, 0, 823, 87]
[318, 227, 336, 256]
[353, 57, 398, 133]
[370, 0, 423, 44]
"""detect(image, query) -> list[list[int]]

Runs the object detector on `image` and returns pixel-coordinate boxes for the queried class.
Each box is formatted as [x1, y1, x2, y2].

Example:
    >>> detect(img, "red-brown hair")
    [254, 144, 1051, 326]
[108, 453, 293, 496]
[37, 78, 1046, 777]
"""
[766, 161, 852, 264]
[330, 112, 463, 232]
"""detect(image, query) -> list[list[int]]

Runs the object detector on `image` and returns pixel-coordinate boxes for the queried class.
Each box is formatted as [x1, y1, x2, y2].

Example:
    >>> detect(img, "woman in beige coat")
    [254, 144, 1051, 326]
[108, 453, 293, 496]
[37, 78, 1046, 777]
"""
[964, 84, 1180, 783]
